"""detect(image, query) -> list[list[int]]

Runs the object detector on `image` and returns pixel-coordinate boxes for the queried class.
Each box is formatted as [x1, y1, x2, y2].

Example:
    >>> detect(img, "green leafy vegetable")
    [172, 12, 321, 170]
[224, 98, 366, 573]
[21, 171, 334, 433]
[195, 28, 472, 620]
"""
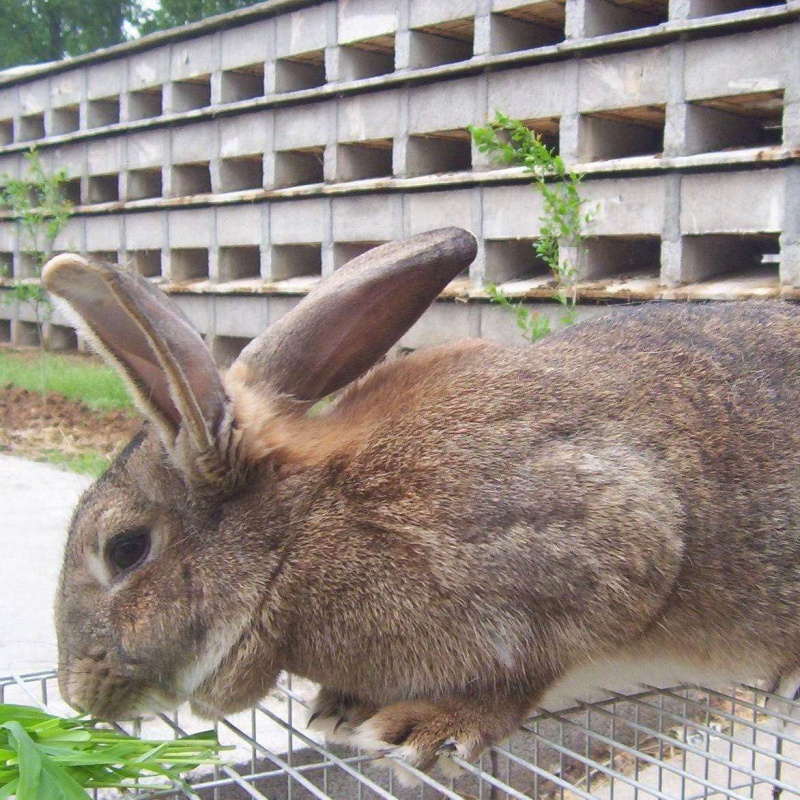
[0, 703, 228, 798]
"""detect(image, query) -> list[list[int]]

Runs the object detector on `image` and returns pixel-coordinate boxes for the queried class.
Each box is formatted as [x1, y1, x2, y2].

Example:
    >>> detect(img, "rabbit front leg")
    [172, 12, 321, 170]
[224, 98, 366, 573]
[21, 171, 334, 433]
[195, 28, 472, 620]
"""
[350, 691, 531, 783]
[308, 687, 379, 742]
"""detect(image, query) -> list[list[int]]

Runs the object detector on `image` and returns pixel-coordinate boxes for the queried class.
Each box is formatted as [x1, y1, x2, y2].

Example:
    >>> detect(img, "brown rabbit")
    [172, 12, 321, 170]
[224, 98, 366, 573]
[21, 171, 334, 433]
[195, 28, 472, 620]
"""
[45, 227, 800, 782]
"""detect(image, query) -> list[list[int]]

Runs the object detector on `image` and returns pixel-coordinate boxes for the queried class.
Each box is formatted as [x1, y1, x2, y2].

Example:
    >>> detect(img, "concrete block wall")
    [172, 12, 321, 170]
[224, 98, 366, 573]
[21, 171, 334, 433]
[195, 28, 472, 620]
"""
[0, 0, 797, 356]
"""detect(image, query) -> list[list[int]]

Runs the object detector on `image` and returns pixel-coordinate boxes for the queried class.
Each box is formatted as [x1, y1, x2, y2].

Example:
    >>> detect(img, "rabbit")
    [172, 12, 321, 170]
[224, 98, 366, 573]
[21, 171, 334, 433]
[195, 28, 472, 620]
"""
[45, 225, 800, 783]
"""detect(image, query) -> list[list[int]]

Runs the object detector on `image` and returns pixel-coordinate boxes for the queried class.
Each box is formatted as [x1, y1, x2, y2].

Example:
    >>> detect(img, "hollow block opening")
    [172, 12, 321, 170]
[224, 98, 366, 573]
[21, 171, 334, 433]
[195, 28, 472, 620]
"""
[338, 35, 395, 80]
[88, 251, 119, 264]
[0, 252, 11, 277]
[687, 0, 783, 17]
[336, 140, 393, 181]
[172, 76, 212, 112]
[0, 119, 12, 145]
[48, 324, 78, 351]
[131, 250, 162, 278]
[62, 179, 82, 206]
[16, 320, 40, 347]
[582, 0, 668, 37]
[408, 19, 474, 68]
[333, 241, 384, 269]
[220, 64, 265, 103]
[212, 335, 252, 368]
[50, 105, 80, 135]
[580, 105, 665, 160]
[681, 233, 780, 283]
[171, 162, 212, 197]
[485, 239, 551, 283]
[0, 319, 10, 343]
[128, 167, 163, 200]
[129, 87, 163, 120]
[274, 147, 325, 188]
[171, 248, 209, 282]
[686, 91, 784, 155]
[220, 155, 264, 192]
[218, 246, 261, 281]
[490, 2, 566, 53]
[87, 97, 120, 128]
[406, 129, 472, 176]
[19, 113, 45, 141]
[14, 254, 37, 279]
[272, 244, 322, 280]
[583, 236, 661, 280]
[88, 174, 120, 204]
[275, 51, 326, 93]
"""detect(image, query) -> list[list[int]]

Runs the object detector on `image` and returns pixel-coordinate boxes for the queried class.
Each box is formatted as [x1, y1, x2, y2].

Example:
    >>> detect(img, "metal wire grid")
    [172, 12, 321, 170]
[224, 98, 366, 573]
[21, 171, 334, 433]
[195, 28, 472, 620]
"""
[3, 670, 800, 799]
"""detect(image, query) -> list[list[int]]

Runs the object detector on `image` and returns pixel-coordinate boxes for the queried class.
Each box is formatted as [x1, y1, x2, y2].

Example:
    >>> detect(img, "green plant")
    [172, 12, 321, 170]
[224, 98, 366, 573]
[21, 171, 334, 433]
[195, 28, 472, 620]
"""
[470, 112, 594, 340]
[0, 702, 228, 798]
[0, 148, 73, 349]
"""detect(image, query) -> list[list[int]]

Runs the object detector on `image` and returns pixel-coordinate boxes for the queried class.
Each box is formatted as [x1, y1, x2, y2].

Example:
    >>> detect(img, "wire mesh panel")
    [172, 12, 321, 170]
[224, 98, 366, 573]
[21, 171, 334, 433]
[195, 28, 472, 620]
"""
[2, 671, 799, 799]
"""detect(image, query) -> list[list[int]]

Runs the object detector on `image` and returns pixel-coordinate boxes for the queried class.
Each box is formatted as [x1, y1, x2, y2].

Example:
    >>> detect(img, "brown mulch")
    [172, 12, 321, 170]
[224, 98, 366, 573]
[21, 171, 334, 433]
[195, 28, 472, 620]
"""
[0, 384, 141, 466]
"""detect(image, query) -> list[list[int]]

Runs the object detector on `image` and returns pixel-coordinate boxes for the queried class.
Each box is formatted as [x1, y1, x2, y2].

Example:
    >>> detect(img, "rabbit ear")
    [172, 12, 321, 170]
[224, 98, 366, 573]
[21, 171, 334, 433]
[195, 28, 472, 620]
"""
[42, 254, 235, 488]
[231, 227, 477, 403]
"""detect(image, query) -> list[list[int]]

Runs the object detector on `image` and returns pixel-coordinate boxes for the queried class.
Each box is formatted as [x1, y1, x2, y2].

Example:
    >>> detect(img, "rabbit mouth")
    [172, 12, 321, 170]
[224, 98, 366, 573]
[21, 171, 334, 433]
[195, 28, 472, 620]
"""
[59, 654, 181, 720]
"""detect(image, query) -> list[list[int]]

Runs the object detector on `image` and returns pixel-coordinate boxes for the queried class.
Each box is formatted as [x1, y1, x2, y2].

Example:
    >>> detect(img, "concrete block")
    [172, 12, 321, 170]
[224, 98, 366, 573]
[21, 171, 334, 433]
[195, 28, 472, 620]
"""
[569, 0, 662, 39]
[170, 34, 217, 81]
[579, 48, 670, 112]
[274, 102, 333, 150]
[86, 62, 124, 99]
[172, 294, 212, 335]
[0, 225, 15, 251]
[338, 92, 401, 142]
[405, 189, 477, 238]
[681, 171, 784, 234]
[52, 217, 84, 253]
[172, 121, 216, 163]
[86, 138, 122, 175]
[337, 0, 398, 43]
[217, 204, 263, 246]
[49, 73, 82, 109]
[270, 198, 327, 243]
[275, 5, 331, 57]
[408, 0, 478, 29]
[408, 78, 482, 133]
[124, 212, 167, 248]
[404, 29, 473, 70]
[219, 112, 272, 158]
[212, 296, 268, 337]
[125, 129, 168, 168]
[482, 185, 545, 240]
[486, 63, 566, 121]
[486, 12, 563, 55]
[331, 194, 400, 242]
[399, 301, 481, 349]
[168, 208, 213, 247]
[128, 48, 170, 92]
[220, 19, 273, 69]
[47, 143, 86, 181]
[84, 216, 122, 251]
[684, 28, 786, 102]
[17, 81, 48, 115]
[583, 176, 666, 237]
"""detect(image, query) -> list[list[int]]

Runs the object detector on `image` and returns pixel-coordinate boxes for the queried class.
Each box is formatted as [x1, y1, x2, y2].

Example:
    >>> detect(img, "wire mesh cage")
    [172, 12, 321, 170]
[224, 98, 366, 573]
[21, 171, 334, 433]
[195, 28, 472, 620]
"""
[3, 670, 800, 799]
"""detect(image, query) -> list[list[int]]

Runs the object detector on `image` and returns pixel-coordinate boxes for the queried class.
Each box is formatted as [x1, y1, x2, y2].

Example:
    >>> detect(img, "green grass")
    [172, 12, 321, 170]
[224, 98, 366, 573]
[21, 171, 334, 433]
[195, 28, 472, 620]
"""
[0, 349, 132, 410]
[39, 451, 114, 477]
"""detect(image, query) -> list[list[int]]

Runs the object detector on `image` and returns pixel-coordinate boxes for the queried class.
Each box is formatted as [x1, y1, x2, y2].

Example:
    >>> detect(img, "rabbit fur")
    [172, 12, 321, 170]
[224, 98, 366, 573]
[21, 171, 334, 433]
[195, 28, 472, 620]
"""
[45, 227, 800, 780]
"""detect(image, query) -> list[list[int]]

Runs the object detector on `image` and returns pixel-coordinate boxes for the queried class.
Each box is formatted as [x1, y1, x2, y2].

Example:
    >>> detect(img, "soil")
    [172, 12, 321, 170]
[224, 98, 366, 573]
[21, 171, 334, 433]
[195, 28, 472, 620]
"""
[0, 384, 141, 468]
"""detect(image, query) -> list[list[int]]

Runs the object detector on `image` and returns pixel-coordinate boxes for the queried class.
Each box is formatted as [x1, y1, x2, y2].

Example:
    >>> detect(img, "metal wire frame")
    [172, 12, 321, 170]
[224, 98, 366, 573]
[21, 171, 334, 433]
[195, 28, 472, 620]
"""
[2, 670, 800, 799]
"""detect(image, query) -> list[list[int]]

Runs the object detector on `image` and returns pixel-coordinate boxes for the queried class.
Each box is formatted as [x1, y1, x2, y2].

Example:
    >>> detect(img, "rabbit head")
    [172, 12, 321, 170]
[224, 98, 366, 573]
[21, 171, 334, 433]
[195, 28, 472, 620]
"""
[44, 227, 477, 721]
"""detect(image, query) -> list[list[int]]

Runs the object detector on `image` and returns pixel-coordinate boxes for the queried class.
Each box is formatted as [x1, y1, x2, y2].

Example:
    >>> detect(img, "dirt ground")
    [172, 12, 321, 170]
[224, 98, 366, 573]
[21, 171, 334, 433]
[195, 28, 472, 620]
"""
[0, 383, 141, 467]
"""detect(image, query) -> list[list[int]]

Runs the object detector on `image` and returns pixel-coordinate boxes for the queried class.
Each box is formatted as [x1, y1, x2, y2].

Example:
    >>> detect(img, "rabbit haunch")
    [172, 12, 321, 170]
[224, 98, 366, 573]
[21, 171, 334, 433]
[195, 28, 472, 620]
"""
[45, 231, 800, 778]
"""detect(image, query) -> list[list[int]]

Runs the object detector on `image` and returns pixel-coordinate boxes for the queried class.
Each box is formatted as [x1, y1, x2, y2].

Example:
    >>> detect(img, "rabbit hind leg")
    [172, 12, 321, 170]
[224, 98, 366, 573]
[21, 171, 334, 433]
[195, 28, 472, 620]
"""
[307, 686, 378, 743]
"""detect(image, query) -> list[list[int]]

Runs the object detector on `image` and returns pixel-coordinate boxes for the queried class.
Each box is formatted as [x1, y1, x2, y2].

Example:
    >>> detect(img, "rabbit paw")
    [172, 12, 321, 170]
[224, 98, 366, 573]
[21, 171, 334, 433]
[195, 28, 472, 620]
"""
[350, 699, 502, 786]
[307, 688, 378, 743]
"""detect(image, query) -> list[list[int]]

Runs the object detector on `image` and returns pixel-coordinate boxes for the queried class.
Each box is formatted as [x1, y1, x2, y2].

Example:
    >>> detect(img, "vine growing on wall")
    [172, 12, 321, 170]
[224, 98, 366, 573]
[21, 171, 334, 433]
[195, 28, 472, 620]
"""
[470, 112, 594, 341]
[0, 148, 73, 349]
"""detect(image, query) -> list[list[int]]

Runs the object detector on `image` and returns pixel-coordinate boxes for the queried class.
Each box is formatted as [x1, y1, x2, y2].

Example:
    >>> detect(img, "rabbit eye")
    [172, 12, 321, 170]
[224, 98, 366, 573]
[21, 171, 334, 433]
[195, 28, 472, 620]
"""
[106, 528, 151, 576]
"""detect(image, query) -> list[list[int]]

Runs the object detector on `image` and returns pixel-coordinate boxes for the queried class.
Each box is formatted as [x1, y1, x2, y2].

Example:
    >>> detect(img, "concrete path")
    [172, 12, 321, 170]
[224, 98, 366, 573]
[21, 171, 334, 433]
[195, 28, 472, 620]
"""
[0, 454, 90, 676]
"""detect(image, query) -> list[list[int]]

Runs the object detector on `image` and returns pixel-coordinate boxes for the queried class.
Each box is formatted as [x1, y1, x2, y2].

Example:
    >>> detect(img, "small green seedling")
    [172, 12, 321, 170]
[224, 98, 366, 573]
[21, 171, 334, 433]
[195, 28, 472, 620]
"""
[0, 703, 229, 799]
[470, 112, 594, 341]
